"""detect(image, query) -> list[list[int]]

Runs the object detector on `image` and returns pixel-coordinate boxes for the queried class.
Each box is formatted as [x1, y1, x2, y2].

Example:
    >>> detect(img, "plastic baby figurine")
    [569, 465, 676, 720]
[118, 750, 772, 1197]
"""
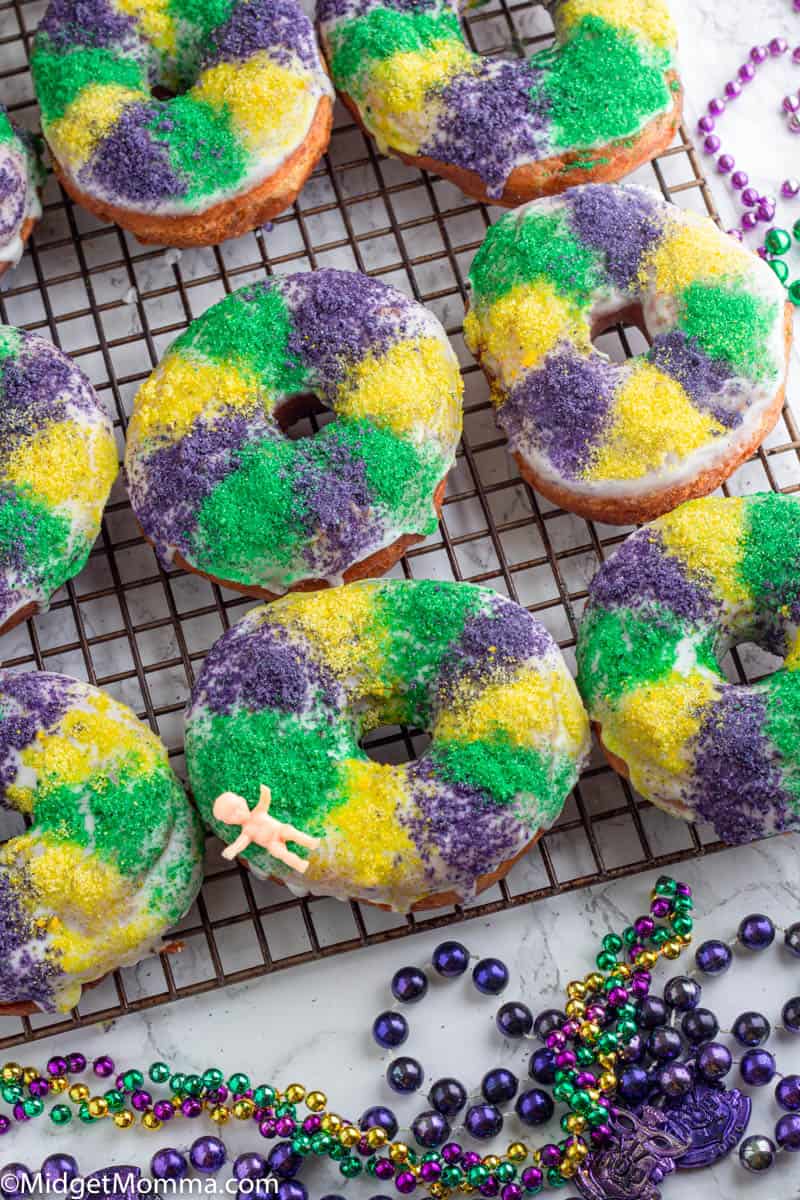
[213, 785, 320, 874]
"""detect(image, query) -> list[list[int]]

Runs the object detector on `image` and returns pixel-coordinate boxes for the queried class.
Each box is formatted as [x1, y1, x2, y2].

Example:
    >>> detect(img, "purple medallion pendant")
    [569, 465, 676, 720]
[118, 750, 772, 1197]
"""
[575, 1107, 691, 1200]
[664, 1083, 752, 1169]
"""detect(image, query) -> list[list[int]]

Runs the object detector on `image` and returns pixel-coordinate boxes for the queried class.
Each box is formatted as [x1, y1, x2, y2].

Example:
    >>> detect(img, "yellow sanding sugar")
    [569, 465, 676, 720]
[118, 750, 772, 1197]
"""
[605, 669, 720, 779]
[364, 41, 474, 154]
[114, 0, 177, 55]
[307, 758, 424, 891]
[127, 351, 257, 446]
[469, 280, 589, 385]
[4, 419, 117, 521]
[643, 212, 752, 296]
[658, 496, 750, 608]
[557, 0, 677, 50]
[268, 587, 385, 679]
[192, 53, 317, 153]
[48, 83, 147, 169]
[436, 664, 588, 754]
[16, 690, 163, 792]
[337, 335, 462, 446]
[584, 361, 724, 482]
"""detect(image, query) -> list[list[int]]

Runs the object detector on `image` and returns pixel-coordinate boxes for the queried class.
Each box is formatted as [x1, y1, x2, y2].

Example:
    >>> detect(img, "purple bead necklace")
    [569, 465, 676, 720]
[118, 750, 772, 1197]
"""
[696, 26, 800, 291]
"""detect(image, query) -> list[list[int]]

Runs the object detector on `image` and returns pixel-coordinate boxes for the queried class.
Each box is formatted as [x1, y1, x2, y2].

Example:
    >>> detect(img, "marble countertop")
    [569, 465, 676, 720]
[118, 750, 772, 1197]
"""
[4, 3, 800, 1198]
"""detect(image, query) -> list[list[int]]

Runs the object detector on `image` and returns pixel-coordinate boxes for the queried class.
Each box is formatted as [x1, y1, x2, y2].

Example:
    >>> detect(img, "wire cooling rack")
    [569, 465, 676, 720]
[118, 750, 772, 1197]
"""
[0, 0, 798, 1049]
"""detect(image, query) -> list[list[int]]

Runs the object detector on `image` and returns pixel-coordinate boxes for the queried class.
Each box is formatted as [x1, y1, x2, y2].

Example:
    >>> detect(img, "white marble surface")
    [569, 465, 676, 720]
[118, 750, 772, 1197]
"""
[3, 3, 800, 1198]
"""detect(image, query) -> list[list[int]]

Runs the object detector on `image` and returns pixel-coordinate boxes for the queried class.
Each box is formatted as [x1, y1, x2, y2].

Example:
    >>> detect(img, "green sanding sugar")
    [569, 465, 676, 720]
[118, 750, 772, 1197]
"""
[192, 436, 301, 578]
[168, 0, 235, 37]
[430, 734, 573, 815]
[376, 579, 482, 721]
[357, 423, 442, 526]
[0, 327, 22, 362]
[34, 761, 184, 879]
[31, 42, 146, 125]
[191, 418, 442, 584]
[173, 284, 306, 394]
[469, 208, 603, 306]
[739, 494, 800, 616]
[0, 487, 74, 595]
[329, 8, 463, 92]
[577, 603, 718, 708]
[187, 707, 358, 842]
[764, 670, 800, 805]
[533, 16, 671, 151]
[678, 281, 779, 382]
[147, 95, 247, 203]
[0, 110, 14, 146]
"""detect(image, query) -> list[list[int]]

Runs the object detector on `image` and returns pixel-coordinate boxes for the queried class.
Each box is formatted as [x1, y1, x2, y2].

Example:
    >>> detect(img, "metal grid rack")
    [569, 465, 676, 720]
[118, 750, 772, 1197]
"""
[0, 0, 798, 1050]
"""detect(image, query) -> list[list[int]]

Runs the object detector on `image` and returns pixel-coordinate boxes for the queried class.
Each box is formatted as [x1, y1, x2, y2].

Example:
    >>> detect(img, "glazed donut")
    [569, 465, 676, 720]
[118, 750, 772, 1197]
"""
[0, 327, 118, 636]
[185, 579, 589, 911]
[125, 269, 463, 598]
[317, 0, 682, 206]
[0, 107, 44, 275]
[31, 0, 333, 246]
[464, 184, 791, 525]
[577, 494, 800, 845]
[0, 671, 204, 1012]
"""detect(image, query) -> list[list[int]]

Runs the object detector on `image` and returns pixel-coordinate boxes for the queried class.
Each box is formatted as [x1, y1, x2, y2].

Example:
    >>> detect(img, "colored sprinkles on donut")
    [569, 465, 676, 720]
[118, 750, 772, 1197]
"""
[464, 183, 788, 507]
[186, 580, 589, 910]
[577, 494, 800, 845]
[31, 0, 333, 214]
[0, 672, 204, 1012]
[125, 270, 463, 594]
[319, 0, 678, 200]
[0, 329, 118, 632]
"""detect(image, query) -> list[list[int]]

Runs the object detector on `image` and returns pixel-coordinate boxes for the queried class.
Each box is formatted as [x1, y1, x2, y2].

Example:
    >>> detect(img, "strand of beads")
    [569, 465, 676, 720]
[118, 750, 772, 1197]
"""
[361, 876, 693, 1191]
[697, 39, 799, 228]
[687, 914, 800, 1175]
[763, 223, 800, 301]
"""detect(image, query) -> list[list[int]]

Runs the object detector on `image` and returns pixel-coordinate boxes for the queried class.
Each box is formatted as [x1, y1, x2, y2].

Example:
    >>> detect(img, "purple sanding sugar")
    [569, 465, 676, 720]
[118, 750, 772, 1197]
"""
[1, 333, 96, 446]
[190, 618, 340, 717]
[648, 330, 738, 428]
[286, 271, 416, 391]
[319, 0, 438, 22]
[499, 349, 615, 479]
[567, 185, 665, 292]
[438, 594, 552, 703]
[406, 758, 526, 875]
[132, 409, 264, 562]
[86, 102, 186, 208]
[293, 426, 384, 573]
[0, 869, 59, 1008]
[691, 690, 792, 844]
[204, 0, 321, 72]
[37, 0, 139, 50]
[589, 529, 718, 625]
[0, 153, 25, 245]
[0, 670, 73, 792]
[422, 60, 551, 200]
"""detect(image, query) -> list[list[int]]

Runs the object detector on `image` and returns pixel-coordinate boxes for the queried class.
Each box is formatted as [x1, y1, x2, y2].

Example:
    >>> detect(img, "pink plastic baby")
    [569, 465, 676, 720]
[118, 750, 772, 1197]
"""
[212, 785, 320, 874]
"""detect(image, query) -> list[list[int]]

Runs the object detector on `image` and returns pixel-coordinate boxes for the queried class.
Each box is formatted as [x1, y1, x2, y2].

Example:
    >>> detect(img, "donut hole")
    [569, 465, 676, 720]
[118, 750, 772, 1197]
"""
[360, 724, 432, 766]
[590, 300, 651, 353]
[0, 806, 27, 842]
[717, 637, 787, 685]
[274, 393, 335, 441]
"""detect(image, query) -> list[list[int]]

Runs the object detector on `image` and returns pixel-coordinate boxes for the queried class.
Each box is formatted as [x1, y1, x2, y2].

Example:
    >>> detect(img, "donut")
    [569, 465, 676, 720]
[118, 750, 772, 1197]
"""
[125, 269, 463, 598]
[0, 671, 204, 1012]
[464, 184, 792, 525]
[185, 578, 589, 912]
[576, 494, 800, 845]
[0, 106, 44, 275]
[0, 327, 118, 636]
[317, 0, 682, 206]
[31, 0, 334, 247]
